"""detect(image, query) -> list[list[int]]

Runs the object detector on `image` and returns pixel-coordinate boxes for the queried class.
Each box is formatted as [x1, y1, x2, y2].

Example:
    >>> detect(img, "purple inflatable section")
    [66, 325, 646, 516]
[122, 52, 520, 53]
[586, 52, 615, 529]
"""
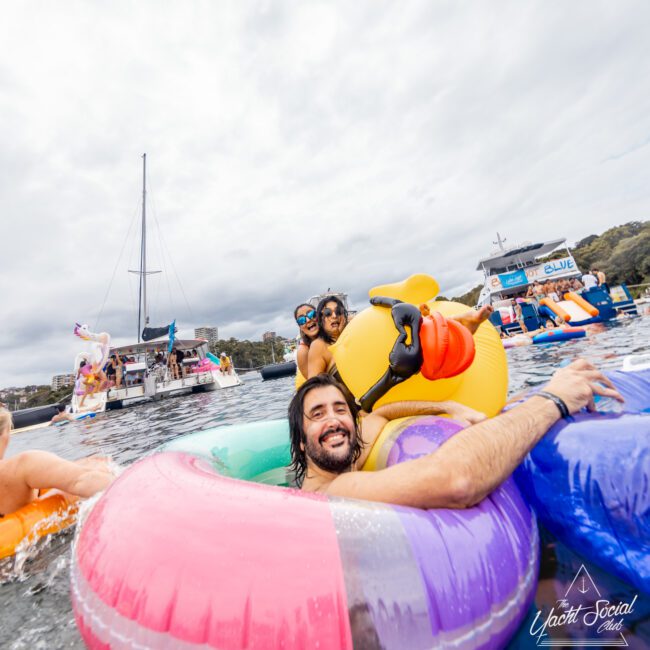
[335, 416, 539, 649]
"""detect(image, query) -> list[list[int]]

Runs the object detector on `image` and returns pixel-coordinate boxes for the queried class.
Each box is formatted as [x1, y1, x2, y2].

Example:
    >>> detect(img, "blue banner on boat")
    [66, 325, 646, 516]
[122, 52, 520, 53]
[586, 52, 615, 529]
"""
[498, 269, 528, 288]
[167, 319, 176, 354]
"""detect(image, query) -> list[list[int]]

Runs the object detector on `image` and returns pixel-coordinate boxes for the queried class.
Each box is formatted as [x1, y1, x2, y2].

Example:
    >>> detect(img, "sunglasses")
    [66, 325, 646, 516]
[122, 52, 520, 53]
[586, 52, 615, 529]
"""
[296, 310, 316, 326]
[322, 307, 344, 318]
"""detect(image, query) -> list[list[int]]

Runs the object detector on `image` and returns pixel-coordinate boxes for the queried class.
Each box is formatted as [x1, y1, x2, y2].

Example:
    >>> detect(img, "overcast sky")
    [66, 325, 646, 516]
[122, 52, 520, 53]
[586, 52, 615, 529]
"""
[1, 1, 649, 387]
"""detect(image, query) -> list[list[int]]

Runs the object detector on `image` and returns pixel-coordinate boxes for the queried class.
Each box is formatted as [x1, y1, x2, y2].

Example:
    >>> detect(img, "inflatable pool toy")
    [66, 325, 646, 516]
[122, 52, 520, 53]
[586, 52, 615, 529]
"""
[191, 357, 219, 373]
[514, 367, 650, 593]
[73, 323, 111, 397]
[71, 416, 538, 649]
[0, 491, 78, 560]
[531, 326, 586, 345]
[331, 274, 507, 416]
[73, 323, 111, 367]
[540, 292, 599, 324]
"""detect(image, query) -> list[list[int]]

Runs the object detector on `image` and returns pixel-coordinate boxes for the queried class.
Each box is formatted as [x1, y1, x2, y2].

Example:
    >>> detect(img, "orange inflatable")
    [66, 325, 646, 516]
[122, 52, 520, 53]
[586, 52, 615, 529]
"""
[419, 306, 476, 380]
[565, 291, 599, 317]
[0, 492, 78, 559]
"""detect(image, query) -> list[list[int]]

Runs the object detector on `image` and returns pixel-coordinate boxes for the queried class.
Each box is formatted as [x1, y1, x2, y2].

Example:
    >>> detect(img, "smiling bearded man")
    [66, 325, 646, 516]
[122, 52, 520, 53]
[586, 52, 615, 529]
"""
[287, 374, 488, 493]
[288, 362, 622, 508]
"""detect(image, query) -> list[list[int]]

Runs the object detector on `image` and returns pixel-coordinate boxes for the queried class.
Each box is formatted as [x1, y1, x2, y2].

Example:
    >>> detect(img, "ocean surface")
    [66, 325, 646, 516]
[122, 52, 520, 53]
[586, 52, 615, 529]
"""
[1, 315, 649, 649]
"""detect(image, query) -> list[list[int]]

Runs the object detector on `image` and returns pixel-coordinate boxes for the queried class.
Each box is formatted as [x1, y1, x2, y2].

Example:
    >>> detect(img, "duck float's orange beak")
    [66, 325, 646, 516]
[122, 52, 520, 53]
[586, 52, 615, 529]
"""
[419, 305, 475, 381]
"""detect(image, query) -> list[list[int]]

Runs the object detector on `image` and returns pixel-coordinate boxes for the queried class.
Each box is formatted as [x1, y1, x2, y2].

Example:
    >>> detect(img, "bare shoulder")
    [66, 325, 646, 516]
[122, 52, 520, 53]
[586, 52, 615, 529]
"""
[309, 339, 328, 353]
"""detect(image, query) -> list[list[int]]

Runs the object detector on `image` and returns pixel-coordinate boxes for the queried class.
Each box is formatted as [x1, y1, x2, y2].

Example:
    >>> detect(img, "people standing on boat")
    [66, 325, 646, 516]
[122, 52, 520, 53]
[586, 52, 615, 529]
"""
[592, 268, 609, 293]
[113, 355, 123, 389]
[176, 348, 186, 378]
[581, 271, 598, 290]
[168, 348, 179, 380]
[556, 278, 570, 299]
[219, 352, 233, 375]
[544, 280, 560, 302]
[149, 353, 166, 381]
[571, 277, 584, 291]
[105, 355, 119, 388]
[294, 303, 319, 378]
[289, 361, 623, 503]
[513, 299, 528, 332]
[0, 407, 116, 516]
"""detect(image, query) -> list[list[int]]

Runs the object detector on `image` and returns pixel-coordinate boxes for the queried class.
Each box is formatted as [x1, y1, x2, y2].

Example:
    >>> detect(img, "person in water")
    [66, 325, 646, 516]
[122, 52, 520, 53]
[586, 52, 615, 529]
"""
[50, 404, 74, 424]
[288, 361, 623, 505]
[294, 303, 319, 378]
[0, 407, 115, 516]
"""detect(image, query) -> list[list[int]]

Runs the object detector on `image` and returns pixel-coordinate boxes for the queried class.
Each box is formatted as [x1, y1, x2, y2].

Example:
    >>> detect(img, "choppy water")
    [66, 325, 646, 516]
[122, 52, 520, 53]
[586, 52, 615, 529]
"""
[1, 316, 649, 649]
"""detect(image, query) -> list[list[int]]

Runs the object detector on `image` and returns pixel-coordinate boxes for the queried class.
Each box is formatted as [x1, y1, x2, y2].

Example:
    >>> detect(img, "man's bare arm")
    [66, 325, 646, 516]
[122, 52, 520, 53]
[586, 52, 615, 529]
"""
[328, 360, 623, 509]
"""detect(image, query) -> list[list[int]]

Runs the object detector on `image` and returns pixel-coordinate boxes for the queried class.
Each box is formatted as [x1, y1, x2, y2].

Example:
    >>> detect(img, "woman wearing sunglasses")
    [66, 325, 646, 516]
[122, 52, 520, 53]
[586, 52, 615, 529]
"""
[307, 295, 349, 381]
[294, 303, 319, 378]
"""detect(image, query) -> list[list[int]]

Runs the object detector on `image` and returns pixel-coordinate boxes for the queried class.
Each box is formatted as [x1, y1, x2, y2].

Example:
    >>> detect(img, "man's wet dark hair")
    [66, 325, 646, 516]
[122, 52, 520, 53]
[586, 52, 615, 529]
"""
[288, 373, 361, 487]
[316, 295, 348, 344]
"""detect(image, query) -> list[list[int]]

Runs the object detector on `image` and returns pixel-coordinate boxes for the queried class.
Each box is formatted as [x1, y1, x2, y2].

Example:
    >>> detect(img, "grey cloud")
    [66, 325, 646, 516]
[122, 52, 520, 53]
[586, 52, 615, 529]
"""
[2, 1, 650, 386]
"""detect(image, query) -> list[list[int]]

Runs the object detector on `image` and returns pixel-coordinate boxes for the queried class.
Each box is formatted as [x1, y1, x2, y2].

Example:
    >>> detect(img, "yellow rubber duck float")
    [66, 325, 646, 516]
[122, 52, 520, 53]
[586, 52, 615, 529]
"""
[328, 274, 508, 417]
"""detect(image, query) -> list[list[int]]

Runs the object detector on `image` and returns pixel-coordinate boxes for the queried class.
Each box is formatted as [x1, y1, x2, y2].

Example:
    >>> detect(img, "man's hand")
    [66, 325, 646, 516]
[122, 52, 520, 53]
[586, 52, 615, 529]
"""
[446, 402, 488, 427]
[544, 359, 624, 413]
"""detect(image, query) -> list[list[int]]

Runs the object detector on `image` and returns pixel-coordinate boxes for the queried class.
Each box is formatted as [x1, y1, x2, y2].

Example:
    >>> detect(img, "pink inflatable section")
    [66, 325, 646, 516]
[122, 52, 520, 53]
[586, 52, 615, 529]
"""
[72, 453, 353, 649]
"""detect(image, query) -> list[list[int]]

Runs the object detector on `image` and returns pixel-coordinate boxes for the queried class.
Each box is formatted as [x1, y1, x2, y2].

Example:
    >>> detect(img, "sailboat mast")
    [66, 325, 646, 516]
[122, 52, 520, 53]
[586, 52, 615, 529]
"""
[141, 153, 148, 332]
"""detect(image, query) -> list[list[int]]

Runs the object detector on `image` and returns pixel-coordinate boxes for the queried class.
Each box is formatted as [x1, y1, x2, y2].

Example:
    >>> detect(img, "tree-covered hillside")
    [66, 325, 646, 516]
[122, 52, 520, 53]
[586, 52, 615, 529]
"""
[209, 337, 289, 370]
[571, 221, 649, 288]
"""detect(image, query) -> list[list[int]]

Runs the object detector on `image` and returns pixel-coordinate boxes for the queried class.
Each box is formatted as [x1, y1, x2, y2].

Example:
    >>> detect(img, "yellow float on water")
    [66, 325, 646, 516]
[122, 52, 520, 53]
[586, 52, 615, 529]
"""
[0, 492, 78, 560]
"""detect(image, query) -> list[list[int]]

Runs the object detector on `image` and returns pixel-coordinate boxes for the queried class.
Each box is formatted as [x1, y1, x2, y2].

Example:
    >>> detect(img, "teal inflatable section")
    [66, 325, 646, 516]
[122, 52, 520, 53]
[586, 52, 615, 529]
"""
[162, 419, 293, 486]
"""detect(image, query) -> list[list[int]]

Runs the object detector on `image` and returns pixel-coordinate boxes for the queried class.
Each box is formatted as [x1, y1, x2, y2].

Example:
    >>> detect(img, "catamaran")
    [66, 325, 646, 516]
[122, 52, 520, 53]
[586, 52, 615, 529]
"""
[71, 155, 241, 414]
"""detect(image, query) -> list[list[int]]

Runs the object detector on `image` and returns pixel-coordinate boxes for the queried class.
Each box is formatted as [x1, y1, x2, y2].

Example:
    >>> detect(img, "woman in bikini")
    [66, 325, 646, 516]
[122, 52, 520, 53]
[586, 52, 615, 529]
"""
[307, 295, 348, 380]
[294, 303, 319, 378]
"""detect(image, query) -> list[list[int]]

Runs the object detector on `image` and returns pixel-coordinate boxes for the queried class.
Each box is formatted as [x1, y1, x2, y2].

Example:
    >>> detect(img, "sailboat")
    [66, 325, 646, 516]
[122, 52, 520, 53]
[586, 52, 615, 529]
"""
[71, 155, 241, 414]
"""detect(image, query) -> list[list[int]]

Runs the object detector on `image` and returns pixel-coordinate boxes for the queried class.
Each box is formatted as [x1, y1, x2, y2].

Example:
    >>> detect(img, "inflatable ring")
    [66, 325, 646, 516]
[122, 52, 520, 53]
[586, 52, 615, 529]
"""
[514, 367, 650, 594]
[332, 275, 507, 416]
[72, 416, 538, 649]
[531, 327, 586, 345]
[0, 492, 78, 560]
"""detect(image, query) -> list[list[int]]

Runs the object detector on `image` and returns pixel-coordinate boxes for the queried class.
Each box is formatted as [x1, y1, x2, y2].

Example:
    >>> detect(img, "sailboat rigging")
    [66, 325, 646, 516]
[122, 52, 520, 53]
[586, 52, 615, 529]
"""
[70, 155, 242, 414]
[128, 153, 161, 342]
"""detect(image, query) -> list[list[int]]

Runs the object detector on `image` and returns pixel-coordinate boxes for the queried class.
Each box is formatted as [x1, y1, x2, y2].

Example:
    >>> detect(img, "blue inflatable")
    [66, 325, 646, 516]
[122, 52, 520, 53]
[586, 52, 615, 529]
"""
[531, 327, 586, 345]
[515, 368, 650, 593]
